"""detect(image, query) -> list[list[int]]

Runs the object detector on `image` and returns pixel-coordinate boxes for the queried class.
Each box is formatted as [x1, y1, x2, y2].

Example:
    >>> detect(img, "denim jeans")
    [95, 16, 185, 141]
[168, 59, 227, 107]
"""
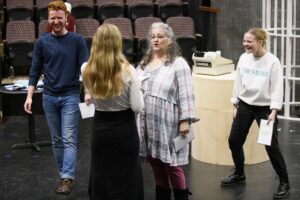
[228, 100, 289, 183]
[43, 93, 80, 180]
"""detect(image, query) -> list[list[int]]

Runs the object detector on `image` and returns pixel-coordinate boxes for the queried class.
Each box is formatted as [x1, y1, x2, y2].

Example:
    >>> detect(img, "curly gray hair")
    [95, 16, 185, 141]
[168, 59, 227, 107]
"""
[140, 22, 181, 68]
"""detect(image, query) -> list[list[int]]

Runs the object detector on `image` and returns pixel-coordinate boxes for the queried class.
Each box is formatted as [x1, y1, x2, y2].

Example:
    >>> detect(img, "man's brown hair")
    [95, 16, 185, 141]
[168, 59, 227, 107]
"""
[48, 0, 67, 15]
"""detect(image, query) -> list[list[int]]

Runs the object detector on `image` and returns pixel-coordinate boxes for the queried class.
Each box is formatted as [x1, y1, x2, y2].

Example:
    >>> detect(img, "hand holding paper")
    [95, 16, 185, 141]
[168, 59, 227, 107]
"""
[79, 103, 95, 119]
[172, 131, 195, 152]
[257, 119, 274, 146]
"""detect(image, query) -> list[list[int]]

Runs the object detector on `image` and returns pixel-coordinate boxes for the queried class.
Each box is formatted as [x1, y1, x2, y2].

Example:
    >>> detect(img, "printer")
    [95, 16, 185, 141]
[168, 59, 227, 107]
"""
[192, 51, 235, 75]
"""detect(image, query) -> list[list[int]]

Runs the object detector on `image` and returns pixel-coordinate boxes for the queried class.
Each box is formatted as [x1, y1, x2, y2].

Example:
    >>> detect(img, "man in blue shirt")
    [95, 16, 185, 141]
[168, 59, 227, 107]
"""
[24, 1, 89, 195]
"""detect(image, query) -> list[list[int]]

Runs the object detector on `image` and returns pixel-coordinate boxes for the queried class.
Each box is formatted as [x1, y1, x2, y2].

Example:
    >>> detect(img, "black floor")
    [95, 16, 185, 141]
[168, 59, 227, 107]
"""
[0, 116, 299, 200]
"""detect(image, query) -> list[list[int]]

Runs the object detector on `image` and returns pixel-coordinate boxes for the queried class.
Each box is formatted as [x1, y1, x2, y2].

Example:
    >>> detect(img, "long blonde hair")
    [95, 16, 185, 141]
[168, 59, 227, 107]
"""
[82, 23, 130, 99]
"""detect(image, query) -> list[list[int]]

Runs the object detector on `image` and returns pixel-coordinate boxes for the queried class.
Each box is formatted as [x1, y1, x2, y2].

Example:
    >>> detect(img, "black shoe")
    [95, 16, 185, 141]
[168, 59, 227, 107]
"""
[273, 182, 290, 199]
[173, 188, 192, 200]
[156, 185, 171, 200]
[221, 172, 246, 185]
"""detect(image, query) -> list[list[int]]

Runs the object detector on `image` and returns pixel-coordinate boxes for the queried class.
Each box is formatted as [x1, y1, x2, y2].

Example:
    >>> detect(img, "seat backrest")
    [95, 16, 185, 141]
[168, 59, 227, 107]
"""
[6, 0, 33, 21]
[36, 0, 53, 8]
[38, 19, 49, 37]
[126, 0, 153, 6]
[6, 20, 35, 43]
[68, 0, 95, 19]
[166, 16, 195, 38]
[5, 20, 36, 75]
[103, 17, 133, 40]
[157, 0, 182, 6]
[126, 0, 154, 21]
[6, 0, 33, 9]
[167, 16, 196, 68]
[97, 0, 124, 6]
[67, 0, 94, 7]
[103, 17, 135, 62]
[36, 0, 63, 21]
[157, 0, 183, 21]
[96, 0, 124, 22]
[134, 17, 162, 40]
[134, 17, 162, 61]
[76, 18, 99, 39]
[76, 18, 99, 52]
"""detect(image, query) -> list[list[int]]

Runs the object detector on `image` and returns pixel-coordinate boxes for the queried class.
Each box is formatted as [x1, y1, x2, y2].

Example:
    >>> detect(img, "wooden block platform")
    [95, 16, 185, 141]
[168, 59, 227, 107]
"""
[191, 72, 269, 165]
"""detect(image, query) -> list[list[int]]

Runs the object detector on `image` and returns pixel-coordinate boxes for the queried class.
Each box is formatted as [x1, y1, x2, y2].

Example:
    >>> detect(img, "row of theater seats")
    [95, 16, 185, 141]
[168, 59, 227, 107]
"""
[3, 16, 200, 78]
[4, 0, 188, 23]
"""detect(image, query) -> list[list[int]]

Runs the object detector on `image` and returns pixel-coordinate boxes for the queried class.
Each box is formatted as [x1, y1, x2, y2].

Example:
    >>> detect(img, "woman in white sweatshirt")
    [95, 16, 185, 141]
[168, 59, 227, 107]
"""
[220, 28, 290, 199]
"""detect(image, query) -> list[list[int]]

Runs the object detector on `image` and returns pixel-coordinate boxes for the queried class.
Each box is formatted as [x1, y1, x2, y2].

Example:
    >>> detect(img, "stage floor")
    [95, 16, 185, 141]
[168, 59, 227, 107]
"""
[0, 116, 299, 200]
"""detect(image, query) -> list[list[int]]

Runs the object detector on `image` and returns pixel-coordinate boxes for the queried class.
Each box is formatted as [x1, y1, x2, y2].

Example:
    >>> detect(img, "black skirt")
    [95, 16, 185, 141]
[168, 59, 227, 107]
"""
[89, 109, 144, 200]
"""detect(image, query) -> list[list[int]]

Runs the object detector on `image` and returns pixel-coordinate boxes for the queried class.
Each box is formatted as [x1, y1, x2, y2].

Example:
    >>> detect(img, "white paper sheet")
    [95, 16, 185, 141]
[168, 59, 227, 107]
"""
[172, 131, 195, 152]
[79, 103, 95, 119]
[257, 119, 274, 146]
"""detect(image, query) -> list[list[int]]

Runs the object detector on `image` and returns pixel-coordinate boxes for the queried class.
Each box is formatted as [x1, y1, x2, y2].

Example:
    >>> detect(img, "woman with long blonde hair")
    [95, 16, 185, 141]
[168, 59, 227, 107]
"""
[82, 23, 144, 200]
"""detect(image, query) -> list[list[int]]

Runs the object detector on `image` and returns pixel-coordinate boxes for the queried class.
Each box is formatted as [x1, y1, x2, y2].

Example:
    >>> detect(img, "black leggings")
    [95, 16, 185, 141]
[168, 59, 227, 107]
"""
[228, 101, 289, 183]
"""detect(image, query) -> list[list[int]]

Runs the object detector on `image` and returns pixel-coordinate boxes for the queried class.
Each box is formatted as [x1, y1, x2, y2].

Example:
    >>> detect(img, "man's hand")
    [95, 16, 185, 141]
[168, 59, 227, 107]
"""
[24, 85, 35, 114]
[24, 97, 33, 114]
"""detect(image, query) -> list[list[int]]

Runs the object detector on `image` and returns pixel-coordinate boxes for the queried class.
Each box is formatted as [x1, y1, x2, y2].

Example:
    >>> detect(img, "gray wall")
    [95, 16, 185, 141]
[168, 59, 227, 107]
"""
[205, 0, 262, 64]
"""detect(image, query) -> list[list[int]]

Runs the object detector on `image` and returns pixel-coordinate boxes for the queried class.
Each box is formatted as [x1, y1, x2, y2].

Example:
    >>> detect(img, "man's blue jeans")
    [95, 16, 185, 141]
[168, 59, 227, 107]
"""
[43, 93, 80, 180]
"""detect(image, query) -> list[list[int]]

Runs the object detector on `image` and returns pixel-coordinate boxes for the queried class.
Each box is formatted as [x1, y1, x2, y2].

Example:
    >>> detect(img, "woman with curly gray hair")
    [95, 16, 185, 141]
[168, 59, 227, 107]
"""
[136, 22, 199, 200]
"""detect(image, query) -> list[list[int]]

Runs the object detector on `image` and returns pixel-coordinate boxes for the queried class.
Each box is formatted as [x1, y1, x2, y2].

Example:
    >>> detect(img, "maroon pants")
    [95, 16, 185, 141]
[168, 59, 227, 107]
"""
[148, 156, 186, 189]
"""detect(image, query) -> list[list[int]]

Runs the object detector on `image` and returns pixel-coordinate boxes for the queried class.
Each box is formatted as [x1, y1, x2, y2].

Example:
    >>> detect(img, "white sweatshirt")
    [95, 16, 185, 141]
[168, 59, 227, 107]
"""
[231, 52, 283, 110]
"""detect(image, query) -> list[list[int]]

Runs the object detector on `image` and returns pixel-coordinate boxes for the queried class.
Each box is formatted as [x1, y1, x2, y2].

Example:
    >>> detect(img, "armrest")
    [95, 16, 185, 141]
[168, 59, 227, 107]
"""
[199, 6, 220, 14]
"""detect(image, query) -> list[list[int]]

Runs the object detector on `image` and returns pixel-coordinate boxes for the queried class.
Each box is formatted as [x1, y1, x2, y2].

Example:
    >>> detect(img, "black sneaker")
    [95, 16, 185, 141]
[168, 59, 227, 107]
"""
[273, 182, 290, 199]
[221, 172, 246, 185]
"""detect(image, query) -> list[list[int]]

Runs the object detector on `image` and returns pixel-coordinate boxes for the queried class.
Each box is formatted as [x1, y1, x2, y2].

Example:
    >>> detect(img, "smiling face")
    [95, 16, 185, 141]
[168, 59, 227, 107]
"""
[243, 32, 265, 57]
[48, 10, 67, 35]
[151, 27, 170, 54]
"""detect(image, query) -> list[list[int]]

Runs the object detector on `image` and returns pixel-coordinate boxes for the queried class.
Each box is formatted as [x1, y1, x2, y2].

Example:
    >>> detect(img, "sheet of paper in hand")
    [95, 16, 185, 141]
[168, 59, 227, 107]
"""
[257, 119, 274, 146]
[79, 103, 95, 119]
[172, 131, 195, 152]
